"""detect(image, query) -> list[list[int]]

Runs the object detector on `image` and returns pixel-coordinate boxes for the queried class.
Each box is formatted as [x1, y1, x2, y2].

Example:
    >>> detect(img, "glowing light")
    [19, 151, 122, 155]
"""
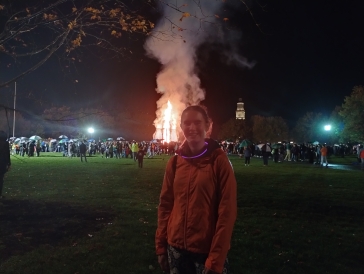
[154, 101, 178, 143]
[162, 101, 175, 143]
[88, 127, 95, 134]
[324, 125, 331, 131]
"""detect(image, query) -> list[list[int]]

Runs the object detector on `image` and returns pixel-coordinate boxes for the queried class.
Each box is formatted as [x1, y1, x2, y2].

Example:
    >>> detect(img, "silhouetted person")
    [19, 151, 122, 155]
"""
[0, 131, 11, 198]
[79, 141, 87, 162]
[28, 141, 35, 157]
[137, 146, 145, 168]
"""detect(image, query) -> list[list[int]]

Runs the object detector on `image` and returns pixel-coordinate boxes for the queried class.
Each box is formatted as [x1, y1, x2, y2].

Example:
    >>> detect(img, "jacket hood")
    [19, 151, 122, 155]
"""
[177, 138, 221, 159]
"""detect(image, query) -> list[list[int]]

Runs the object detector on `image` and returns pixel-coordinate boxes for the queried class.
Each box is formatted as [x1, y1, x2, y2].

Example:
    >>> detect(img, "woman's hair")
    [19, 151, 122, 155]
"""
[181, 105, 213, 137]
[181, 105, 209, 123]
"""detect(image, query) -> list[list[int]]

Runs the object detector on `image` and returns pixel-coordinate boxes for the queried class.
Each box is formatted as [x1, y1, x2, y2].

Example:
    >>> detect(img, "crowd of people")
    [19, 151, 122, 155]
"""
[6, 136, 364, 169]
[8, 137, 181, 169]
[221, 141, 363, 168]
[9, 139, 174, 159]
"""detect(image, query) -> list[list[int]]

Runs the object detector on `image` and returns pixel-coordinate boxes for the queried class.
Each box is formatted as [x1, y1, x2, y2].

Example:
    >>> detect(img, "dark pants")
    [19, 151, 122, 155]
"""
[263, 152, 269, 165]
[80, 153, 87, 162]
[138, 158, 143, 168]
[274, 154, 279, 163]
[167, 245, 229, 274]
[245, 157, 250, 164]
[309, 153, 314, 163]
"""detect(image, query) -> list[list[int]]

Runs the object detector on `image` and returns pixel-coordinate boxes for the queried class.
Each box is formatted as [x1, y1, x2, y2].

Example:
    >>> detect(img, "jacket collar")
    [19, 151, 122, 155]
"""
[177, 138, 220, 159]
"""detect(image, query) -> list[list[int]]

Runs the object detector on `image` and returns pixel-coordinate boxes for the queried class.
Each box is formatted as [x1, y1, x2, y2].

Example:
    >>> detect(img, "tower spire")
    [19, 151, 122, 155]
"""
[236, 98, 245, 120]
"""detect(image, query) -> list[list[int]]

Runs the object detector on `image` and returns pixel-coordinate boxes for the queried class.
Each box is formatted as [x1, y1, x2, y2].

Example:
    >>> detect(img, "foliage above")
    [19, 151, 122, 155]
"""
[0, 106, 155, 139]
[339, 85, 364, 143]
[251, 115, 288, 143]
[292, 112, 326, 143]
[0, 0, 155, 88]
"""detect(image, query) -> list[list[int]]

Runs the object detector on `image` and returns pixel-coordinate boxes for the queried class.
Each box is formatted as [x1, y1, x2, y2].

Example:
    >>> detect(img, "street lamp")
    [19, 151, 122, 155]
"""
[324, 125, 331, 131]
[88, 127, 94, 139]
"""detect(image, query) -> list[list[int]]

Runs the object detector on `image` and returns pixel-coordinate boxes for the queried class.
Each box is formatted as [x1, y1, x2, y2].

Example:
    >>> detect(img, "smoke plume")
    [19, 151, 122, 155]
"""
[144, 0, 253, 140]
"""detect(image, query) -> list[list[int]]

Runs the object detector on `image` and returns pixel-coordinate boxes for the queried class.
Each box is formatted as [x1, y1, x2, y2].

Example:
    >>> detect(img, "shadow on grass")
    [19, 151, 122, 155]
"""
[0, 199, 115, 262]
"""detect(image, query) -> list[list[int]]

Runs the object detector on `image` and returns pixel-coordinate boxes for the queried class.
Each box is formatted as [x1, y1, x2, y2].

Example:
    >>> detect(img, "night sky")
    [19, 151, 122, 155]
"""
[1, 0, 363, 135]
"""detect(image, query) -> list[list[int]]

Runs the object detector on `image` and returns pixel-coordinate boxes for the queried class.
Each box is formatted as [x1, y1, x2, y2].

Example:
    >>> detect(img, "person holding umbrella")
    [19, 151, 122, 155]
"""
[244, 146, 252, 166]
[0, 131, 11, 199]
[36, 140, 41, 157]
[28, 141, 35, 157]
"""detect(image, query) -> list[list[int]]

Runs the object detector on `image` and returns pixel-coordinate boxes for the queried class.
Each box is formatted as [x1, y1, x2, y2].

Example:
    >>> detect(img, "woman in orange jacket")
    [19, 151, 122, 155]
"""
[156, 106, 237, 274]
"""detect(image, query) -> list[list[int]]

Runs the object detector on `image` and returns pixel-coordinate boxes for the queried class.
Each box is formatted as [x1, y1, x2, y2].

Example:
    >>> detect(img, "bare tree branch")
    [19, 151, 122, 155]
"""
[0, 0, 155, 89]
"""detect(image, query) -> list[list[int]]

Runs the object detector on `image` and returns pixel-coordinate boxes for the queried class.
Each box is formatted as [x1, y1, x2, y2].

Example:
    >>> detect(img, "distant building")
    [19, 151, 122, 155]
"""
[236, 98, 245, 120]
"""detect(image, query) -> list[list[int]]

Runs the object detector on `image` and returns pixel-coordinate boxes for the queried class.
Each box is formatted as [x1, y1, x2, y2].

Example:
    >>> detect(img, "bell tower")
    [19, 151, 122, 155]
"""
[236, 98, 245, 120]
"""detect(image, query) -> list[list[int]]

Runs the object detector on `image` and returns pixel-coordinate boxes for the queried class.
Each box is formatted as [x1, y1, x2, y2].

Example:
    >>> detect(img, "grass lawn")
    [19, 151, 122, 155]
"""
[1, 153, 363, 274]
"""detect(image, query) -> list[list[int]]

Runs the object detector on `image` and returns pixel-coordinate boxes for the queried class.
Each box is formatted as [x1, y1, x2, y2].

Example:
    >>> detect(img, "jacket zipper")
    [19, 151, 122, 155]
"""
[184, 161, 192, 249]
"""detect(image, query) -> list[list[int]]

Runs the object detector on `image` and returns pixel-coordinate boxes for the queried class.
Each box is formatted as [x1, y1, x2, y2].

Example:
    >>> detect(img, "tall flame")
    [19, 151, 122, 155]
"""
[163, 101, 172, 143]
[154, 100, 177, 143]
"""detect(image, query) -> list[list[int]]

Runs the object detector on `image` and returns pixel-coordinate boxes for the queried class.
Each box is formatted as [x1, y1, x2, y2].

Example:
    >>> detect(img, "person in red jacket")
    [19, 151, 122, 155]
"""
[320, 144, 328, 167]
[359, 145, 364, 170]
[156, 106, 237, 274]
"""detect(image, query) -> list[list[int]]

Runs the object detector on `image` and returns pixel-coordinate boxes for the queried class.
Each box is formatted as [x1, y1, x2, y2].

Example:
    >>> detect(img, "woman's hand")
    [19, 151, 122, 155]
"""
[158, 254, 170, 273]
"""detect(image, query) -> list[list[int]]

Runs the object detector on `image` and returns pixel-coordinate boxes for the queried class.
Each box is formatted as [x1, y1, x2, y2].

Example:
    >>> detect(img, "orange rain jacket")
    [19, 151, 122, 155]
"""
[321, 146, 328, 156]
[155, 140, 237, 273]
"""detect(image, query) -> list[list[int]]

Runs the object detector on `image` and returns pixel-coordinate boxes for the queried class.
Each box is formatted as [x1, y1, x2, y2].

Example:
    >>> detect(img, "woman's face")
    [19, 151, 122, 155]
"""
[180, 110, 209, 145]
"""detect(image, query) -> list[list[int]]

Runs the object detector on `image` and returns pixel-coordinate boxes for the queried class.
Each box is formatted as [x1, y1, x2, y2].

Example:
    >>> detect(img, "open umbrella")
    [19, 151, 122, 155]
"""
[20, 137, 29, 140]
[257, 144, 265, 149]
[313, 141, 319, 145]
[58, 139, 69, 143]
[87, 138, 95, 142]
[258, 143, 271, 152]
[50, 139, 57, 143]
[9, 137, 17, 141]
[14, 138, 21, 144]
[59, 135, 68, 139]
[29, 135, 42, 141]
[116, 137, 125, 141]
[239, 139, 252, 148]
[107, 138, 113, 141]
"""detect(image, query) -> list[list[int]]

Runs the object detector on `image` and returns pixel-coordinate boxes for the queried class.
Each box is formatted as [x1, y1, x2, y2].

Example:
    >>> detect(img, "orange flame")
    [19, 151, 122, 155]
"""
[154, 101, 178, 143]
[161, 101, 177, 143]
[162, 101, 172, 143]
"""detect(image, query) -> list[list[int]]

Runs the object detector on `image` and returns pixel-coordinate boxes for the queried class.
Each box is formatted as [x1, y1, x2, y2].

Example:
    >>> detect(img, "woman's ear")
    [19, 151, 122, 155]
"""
[205, 122, 210, 132]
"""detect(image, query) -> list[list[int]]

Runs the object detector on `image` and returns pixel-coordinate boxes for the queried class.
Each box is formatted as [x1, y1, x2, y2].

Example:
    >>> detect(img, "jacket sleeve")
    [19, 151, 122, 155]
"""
[205, 152, 237, 273]
[155, 156, 176, 255]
